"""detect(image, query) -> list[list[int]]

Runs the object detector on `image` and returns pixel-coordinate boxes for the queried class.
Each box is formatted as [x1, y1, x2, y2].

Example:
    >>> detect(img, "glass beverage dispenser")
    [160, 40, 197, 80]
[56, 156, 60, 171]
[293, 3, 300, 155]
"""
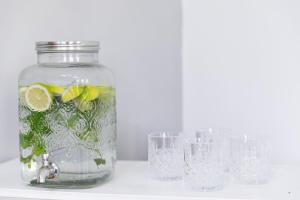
[18, 41, 117, 188]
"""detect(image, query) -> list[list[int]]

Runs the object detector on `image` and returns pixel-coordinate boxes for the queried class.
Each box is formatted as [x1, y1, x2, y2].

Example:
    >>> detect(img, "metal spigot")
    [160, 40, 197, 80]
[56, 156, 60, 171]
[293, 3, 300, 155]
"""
[37, 154, 59, 184]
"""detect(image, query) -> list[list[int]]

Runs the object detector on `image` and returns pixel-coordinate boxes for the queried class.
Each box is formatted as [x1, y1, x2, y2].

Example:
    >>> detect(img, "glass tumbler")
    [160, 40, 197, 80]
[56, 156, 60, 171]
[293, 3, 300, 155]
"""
[148, 132, 183, 180]
[184, 137, 227, 191]
[195, 128, 215, 142]
[230, 135, 272, 184]
[195, 128, 231, 174]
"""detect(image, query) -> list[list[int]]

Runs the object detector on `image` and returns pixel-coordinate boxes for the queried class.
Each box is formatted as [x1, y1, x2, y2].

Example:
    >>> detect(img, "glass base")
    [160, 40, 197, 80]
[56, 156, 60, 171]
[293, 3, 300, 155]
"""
[234, 173, 271, 185]
[29, 170, 113, 189]
[187, 184, 224, 192]
[151, 176, 182, 181]
[237, 178, 269, 185]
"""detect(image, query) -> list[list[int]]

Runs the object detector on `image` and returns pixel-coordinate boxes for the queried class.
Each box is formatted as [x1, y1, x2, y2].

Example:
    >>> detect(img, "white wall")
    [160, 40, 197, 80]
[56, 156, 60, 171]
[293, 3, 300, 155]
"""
[183, 0, 300, 164]
[0, 0, 182, 161]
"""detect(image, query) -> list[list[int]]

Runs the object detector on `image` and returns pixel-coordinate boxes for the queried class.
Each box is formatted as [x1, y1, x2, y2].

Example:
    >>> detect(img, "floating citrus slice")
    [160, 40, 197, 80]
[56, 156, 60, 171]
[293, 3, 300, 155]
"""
[44, 84, 65, 96]
[19, 87, 28, 106]
[74, 99, 93, 112]
[98, 86, 115, 97]
[62, 85, 84, 103]
[79, 86, 100, 102]
[25, 84, 52, 112]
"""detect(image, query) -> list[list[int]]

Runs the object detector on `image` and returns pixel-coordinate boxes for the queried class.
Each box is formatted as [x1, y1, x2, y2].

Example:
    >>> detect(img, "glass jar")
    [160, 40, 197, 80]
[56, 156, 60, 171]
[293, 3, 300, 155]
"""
[18, 41, 117, 188]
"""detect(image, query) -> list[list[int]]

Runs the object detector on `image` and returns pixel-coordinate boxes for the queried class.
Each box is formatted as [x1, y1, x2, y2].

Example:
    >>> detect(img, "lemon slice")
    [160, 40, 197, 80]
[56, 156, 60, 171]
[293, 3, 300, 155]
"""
[62, 86, 84, 103]
[44, 84, 65, 96]
[19, 87, 28, 106]
[25, 84, 52, 112]
[79, 86, 100, 102]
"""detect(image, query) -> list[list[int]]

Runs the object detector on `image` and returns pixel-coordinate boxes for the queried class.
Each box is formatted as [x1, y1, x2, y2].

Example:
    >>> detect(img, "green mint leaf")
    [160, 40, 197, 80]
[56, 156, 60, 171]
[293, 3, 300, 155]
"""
[20, 154, 33, 164]
[27, 112, 51, 136]
[94, 158, 106, 166]
[19, 131, 34, 149]
[32, 142, 46, 157]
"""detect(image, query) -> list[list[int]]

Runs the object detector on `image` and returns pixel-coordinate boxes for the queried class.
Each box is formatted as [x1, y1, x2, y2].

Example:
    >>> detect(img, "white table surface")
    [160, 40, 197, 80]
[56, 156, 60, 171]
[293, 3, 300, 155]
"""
[0, 159, 298, 200]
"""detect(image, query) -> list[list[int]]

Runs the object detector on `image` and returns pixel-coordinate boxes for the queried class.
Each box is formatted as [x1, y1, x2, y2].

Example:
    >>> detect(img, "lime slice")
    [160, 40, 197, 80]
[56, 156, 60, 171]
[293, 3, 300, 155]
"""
[62, 85, 84, 103]
[98, 86, 115, 97]
[25, 84, 52, 112]
[79, 86, 100, 102]
[74, 99, 93, 112]
[44, 84, 65, 96]
[19, 87, 28, 106]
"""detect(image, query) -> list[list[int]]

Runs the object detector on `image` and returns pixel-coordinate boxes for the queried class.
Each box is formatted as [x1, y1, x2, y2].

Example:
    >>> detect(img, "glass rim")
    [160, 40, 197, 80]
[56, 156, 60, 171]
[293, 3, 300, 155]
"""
[229, 133, 270, 143]
[148, 131, 182, 138]
[195, 128, 215, 133]
[184, 138, 222, 145]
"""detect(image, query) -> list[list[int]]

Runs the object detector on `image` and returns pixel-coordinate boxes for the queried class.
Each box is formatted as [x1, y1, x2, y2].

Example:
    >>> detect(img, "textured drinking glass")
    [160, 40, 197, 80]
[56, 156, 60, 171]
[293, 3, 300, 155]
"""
[184, 137, 227, 191]
[148, 132, 183, 180]
[195, 128, 215, 142]
[195, 128, 231, 174]
[230, 135, 272, 184]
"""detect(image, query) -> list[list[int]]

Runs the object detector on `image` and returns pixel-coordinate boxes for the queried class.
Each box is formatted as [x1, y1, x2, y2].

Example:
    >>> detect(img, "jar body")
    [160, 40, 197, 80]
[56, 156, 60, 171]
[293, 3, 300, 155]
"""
[18, 58, 117, 188]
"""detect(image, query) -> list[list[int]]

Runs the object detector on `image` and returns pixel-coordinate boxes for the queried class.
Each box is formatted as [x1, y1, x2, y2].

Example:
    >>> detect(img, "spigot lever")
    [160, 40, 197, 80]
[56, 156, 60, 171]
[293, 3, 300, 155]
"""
[37, 154, 59, 183]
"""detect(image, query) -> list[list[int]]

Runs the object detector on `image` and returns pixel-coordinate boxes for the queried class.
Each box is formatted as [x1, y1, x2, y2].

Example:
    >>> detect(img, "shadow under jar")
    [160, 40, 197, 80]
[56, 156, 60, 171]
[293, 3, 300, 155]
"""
[18, 41, 117, 188]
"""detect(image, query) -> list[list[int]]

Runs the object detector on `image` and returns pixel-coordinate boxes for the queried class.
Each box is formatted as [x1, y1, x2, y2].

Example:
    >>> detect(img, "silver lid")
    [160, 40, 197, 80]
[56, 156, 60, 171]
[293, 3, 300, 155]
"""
[35, 41, 100, 53]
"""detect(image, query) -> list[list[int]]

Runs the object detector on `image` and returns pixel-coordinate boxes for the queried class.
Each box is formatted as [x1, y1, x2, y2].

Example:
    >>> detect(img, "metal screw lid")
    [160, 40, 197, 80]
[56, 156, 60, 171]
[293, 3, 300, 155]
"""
[35, 41, 100, 53]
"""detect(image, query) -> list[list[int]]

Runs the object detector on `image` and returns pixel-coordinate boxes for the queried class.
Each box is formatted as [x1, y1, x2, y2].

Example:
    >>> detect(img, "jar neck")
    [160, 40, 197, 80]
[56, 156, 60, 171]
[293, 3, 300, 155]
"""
[37, 52, 99, 64]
